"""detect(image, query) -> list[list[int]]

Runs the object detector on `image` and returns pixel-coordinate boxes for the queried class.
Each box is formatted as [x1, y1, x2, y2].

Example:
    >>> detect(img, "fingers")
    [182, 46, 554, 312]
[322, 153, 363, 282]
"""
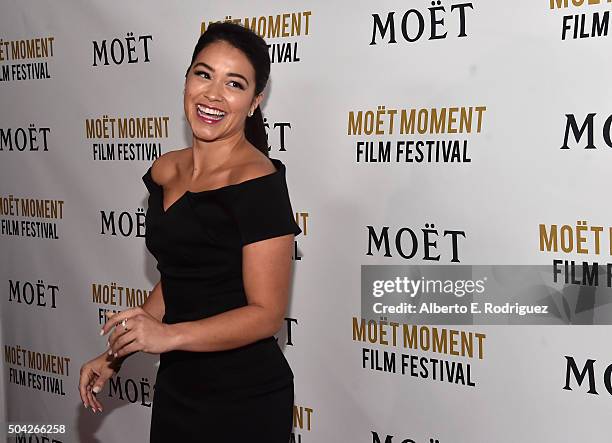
[89, 367, 105, 412]
[101, 310, 128, 336]
[115, 340, 141, 359]
[79, 368, 93, 409]
[111, 331, 137, 357]
[82, 309, 141, 413]
[100, 308, 141, 336]
[80, 369, 103, 413]
[86, 384, 99, 412]
[89, 379, 104, 412]
[107, 325, 123, 354]
[107, 317, 138, 354]
[116, 340, 143, 358]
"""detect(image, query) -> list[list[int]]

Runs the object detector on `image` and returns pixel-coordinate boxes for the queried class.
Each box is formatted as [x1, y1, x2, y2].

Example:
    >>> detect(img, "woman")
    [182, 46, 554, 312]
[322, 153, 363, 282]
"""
[79, 22, 302, 442]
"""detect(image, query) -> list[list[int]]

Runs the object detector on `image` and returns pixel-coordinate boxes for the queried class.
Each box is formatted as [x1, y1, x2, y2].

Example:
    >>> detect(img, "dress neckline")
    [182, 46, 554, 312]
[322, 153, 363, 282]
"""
[143, 157, 285, 214]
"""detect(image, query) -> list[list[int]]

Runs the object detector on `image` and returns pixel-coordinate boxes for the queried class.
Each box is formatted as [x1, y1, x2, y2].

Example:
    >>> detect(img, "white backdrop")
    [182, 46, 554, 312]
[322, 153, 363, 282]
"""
[2, 1, 612, 442]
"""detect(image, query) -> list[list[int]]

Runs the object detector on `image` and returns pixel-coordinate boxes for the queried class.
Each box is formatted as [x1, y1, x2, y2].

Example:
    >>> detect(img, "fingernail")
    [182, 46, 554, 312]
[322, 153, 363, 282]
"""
[99, 328, 104, 336]
[113, 352, 117, 357]
[83, 402, 88, 409]
[108, 349, 112, 355]
[92, 386, 101, 393]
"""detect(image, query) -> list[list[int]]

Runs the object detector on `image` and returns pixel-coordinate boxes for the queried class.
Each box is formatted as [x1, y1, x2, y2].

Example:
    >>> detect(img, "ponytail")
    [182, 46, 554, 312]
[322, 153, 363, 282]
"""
[244, 107, 269, 157]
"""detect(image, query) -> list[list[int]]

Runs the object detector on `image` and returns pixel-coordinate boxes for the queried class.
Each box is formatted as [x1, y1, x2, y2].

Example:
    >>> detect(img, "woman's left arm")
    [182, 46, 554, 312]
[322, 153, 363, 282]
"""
[169, 233, 295, 351]
[103, 233, 296, 357]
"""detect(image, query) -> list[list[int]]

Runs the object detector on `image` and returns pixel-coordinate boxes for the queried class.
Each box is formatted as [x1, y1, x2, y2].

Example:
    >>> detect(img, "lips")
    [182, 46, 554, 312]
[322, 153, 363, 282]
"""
[196, 104, 226, 122]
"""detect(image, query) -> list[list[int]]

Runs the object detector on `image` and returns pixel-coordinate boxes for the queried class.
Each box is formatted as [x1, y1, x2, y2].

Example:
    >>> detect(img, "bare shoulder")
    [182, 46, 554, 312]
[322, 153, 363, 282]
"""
[150, 148, 189, 185]
[231, 149, 276, 183]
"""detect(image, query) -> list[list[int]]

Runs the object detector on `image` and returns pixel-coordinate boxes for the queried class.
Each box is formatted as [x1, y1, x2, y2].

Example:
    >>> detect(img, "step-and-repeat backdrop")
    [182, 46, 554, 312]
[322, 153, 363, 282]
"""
[2, 1, 612, 442]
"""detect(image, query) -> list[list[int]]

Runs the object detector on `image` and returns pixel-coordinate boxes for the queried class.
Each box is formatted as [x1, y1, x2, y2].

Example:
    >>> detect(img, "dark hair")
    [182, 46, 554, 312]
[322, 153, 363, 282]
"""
[185, 22, 270, 156]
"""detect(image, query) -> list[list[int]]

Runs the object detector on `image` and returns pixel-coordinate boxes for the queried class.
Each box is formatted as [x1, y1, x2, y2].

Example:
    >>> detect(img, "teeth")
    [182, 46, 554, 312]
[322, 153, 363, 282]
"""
[197, 104, 225, 117]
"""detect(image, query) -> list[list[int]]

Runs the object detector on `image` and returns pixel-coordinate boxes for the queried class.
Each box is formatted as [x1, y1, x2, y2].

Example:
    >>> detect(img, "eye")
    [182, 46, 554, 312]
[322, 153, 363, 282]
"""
[228, 80, 244, 90]
[194, 70, 210, 79]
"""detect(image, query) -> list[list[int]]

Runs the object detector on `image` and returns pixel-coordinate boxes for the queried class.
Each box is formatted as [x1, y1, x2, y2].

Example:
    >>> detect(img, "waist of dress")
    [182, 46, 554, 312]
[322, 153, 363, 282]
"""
[156, 336, 294, 393]
[160, 336, 275, 364]
[159, 274, 248, 322]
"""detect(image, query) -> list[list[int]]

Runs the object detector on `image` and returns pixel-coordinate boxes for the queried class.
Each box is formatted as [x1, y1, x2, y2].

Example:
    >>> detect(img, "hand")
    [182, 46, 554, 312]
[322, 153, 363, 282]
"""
[101, 307, 176, 358]
[79, 352, 121, 413]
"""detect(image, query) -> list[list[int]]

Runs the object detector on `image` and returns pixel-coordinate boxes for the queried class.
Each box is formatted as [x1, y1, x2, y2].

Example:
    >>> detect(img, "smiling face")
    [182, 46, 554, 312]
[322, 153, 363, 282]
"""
[184, 40, 263, 143]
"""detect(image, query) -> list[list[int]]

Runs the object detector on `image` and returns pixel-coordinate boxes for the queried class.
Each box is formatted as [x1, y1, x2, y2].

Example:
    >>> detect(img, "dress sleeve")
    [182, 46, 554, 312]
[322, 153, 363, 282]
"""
[142, 166, 161, 195]
[229, 170, 302, 246]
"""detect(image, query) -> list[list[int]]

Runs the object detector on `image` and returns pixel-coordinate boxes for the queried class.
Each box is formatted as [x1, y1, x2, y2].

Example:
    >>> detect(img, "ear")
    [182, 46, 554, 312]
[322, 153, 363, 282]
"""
[250, 92, 264, 114]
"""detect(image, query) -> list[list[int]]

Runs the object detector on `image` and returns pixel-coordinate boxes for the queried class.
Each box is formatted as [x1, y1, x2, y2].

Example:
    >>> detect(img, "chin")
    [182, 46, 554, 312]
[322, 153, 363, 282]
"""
[192, 128, 224, 143]
[192, 130, 217, 142]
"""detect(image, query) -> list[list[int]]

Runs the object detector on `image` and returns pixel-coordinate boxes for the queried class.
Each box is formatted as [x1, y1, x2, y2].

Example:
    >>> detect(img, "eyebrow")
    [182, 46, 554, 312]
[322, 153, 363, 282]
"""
[193, 62, 249, 86]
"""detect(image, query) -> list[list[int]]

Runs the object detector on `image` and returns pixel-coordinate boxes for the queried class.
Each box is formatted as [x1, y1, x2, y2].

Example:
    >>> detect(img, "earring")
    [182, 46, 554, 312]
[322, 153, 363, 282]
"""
[248, 110, 253, 117]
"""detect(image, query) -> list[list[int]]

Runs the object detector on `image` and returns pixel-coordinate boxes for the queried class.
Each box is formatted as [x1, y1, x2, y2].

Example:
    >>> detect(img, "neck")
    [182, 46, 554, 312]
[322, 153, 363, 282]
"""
[190, 130, 246, 176]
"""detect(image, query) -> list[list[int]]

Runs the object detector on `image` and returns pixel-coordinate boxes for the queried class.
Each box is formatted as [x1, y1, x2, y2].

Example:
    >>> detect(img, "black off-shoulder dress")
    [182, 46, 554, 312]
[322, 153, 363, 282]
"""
[141, 157, 302, 442]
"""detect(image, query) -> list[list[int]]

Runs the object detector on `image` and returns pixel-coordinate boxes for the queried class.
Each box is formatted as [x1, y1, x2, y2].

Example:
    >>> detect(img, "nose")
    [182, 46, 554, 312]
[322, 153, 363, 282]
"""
[204, 78, 223, 101]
